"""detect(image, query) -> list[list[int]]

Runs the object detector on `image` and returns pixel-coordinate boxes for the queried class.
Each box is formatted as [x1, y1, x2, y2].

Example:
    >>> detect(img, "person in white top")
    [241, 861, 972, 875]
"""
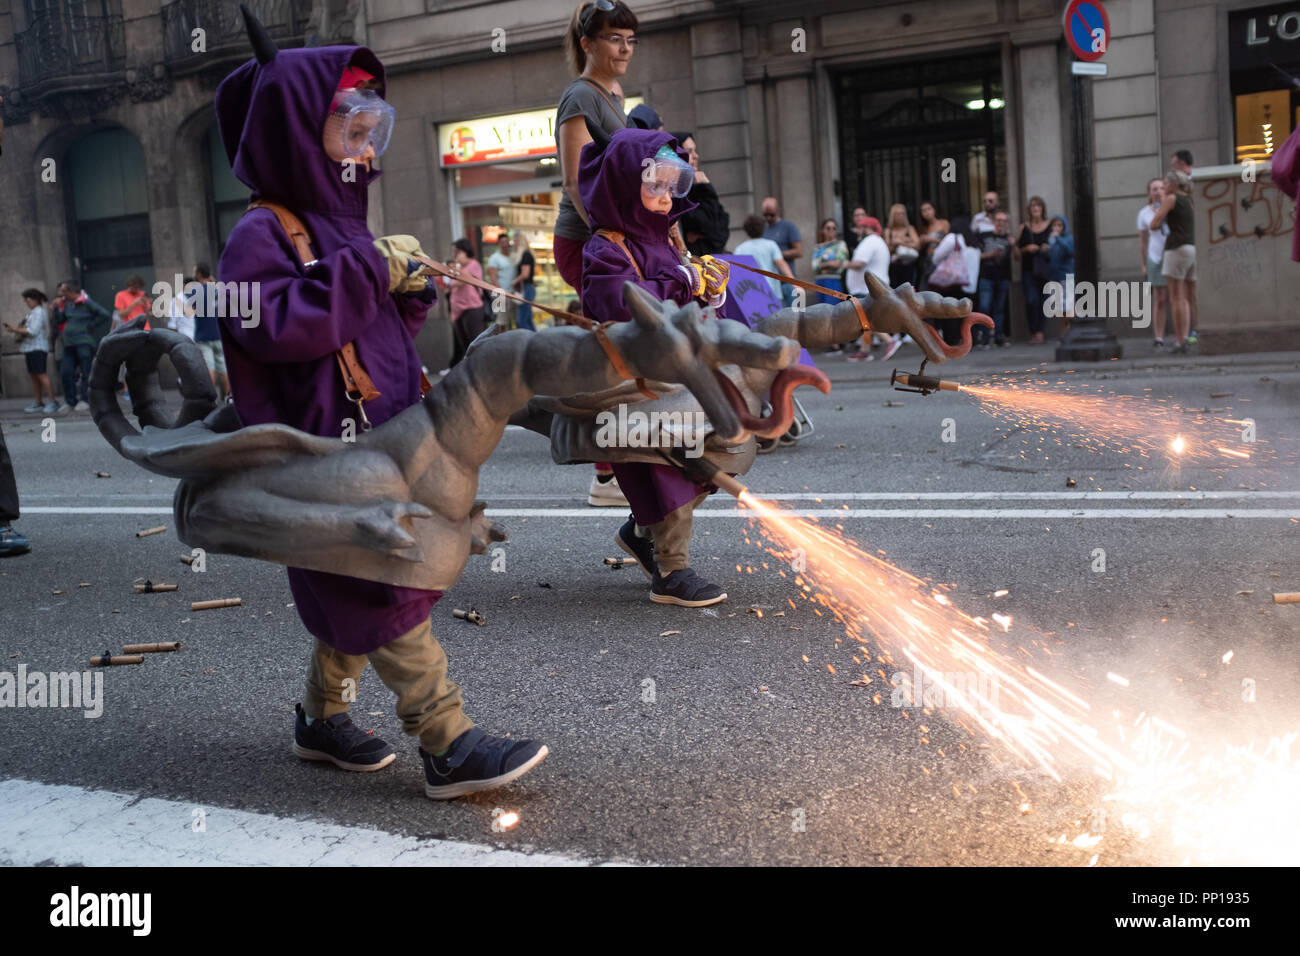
[970, 191, 999, 235]
[845, 216, 899, 362]
[5, 289, 57, 412]
[168, 287, 196, 341]
[845, 216, 890, 293]
[1136, 177, 1170, 349]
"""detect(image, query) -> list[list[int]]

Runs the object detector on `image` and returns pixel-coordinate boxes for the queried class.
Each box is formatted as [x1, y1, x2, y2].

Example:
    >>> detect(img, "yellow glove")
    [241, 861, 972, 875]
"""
[373, 235, 432, 294]
[684, 260, 707, 298]
[696, 255, 730, 298]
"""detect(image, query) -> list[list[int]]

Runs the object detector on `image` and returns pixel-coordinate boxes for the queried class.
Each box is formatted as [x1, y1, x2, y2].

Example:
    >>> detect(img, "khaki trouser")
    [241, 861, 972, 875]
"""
[303, 617, 473, 753]
[649, 492, 710, 573]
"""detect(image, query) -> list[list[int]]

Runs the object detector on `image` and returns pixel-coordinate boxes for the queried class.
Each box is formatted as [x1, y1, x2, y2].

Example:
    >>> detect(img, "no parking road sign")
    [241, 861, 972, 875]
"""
[1063, 0, 1110, 61]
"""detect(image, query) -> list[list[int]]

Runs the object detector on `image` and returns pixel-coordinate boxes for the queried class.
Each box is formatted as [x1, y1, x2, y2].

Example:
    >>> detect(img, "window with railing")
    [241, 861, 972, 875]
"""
[161, 0, 312, 66]
[16, 0, 125, 88]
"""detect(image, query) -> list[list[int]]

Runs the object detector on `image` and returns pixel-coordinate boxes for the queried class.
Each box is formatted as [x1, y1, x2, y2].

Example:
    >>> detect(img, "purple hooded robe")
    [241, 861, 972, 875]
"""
[214, 44, 440, 655]
[579, 128, 714, 527]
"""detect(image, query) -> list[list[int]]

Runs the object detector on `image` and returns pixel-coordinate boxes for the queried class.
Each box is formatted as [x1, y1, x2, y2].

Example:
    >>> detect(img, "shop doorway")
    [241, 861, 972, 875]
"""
[835, 51, 1006, 232]
[64, 126, 152, 307]
[454, 159, 570, 323]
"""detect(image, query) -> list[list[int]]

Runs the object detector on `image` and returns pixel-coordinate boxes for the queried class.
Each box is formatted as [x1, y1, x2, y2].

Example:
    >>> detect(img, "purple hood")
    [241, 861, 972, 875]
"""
[215, 43, 385, 219]
[579, 128, 696, 243]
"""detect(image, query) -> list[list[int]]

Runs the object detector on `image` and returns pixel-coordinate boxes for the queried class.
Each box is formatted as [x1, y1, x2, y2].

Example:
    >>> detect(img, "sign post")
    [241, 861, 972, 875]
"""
[1056, 0, 1122, 362]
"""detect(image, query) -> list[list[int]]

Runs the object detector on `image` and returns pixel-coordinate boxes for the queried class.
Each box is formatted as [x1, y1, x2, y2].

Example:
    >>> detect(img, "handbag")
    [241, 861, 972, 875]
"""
[927, 236, 969, 289]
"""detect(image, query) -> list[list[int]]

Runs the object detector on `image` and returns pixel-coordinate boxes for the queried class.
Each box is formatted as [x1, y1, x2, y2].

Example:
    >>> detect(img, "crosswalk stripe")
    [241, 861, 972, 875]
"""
[0, 778, 620, 867]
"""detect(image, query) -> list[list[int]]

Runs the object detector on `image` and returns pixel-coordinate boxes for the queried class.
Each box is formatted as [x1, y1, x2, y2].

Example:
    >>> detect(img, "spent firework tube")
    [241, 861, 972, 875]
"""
[891, 370, 960, 393]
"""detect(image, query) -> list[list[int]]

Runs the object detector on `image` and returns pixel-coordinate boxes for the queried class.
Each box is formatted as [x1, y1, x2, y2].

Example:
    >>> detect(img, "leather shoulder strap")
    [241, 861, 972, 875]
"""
[579, 77, 623, 118]
[244, 201, 389, 409]
[247, 200, 317, 267]
[596, 229, 644, 281]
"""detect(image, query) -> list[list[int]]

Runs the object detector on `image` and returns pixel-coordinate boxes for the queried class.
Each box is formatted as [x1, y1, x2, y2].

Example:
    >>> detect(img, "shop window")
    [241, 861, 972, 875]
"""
[1228, 4, 1300, 163]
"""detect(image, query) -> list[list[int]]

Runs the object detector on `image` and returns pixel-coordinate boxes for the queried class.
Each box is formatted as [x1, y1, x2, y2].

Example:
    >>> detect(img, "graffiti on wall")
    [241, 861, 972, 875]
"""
[1200, 175, 1295, 297]
[1203, 176, 1295, 245]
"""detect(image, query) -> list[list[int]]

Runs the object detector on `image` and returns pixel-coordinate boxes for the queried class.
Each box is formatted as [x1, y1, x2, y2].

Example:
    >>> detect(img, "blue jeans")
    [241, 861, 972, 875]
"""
[977, 277, 1009, 343]
[516, 283, 536, 331]
[60, 343, 95, 404]
[1021, 272, 1046, 336]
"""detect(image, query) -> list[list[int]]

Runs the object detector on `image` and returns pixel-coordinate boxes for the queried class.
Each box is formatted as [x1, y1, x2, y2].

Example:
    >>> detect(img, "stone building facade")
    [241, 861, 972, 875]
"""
[0, 0, 1283, 395]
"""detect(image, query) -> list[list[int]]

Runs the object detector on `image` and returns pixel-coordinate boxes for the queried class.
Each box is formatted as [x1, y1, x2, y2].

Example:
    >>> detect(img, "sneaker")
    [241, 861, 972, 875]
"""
[42, 402, 58, 414]
[0, 526, 30, 558]
[1152, 338, 1165, 350]
[615, 516, 657, 580]
[1187, 330, 1199, 344]
[883, 336, 903, 361]
[73, 400, 90, 412]
[1171, 342, 1188, 355]
[23, 402, 43, 413]
[995, 337, 1008, 347]
[845, 351, 869, 362]
[588, 473, 629, 507]
[650, 568, 727, 607]
[421, 728, 549, 800]
[54, 403, 72, 415]
[292, 703, 396, 772]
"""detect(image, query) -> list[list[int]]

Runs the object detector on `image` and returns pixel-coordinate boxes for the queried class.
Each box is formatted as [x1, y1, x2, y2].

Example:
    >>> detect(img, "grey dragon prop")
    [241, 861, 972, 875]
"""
[91, 276, 986, 590]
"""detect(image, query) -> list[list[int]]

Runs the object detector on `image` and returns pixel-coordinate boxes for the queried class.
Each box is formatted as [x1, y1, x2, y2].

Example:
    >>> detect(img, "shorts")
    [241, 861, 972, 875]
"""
[1146, 257, 1165, 288]
[24, 351, 48, 374]
[196, 339, 227, 375]
[1162, 245, 1196, 281]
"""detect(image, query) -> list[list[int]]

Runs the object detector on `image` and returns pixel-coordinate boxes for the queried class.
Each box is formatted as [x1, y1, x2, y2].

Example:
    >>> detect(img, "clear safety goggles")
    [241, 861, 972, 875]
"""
[641, 157, 694, 198]
[328, 88, 395, 159]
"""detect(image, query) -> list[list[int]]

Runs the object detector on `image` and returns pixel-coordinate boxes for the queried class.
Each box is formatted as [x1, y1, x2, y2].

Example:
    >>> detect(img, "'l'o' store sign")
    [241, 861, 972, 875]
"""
[439, 98, 643, 168]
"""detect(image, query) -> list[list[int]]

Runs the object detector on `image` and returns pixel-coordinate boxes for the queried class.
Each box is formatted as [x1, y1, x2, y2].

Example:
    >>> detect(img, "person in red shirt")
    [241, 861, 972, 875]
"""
[113, 274, 152, 331]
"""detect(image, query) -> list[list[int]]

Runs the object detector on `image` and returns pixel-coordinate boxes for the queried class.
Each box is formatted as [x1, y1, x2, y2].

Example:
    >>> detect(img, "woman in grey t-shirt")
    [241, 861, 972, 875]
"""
[554, 0, 639, 292]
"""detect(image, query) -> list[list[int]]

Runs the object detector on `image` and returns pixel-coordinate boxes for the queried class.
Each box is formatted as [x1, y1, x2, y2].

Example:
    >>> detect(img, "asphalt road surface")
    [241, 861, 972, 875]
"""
[2, 342, 1298, 866]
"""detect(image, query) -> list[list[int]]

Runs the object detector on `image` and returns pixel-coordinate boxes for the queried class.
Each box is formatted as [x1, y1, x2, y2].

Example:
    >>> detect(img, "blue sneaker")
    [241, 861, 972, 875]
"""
[1187, 330, 1198, 344]
[650, 568, 727, 607]
[0, 526, 30, 558]
[615, 516, 657, 580]
[293, 703, 396, 772]
[421, 728, 548, 800]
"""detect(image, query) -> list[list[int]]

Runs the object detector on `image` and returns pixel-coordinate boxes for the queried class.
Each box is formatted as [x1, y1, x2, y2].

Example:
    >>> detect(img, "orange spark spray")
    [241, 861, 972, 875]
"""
[726, 487, 1300, 862]
[959, 380, 1263, 465]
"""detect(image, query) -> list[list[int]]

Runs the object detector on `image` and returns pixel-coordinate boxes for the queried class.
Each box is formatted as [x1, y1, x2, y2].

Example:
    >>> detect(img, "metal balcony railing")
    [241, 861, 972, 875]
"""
[15, 12, 127, 91]
[161, 0, 312, 69]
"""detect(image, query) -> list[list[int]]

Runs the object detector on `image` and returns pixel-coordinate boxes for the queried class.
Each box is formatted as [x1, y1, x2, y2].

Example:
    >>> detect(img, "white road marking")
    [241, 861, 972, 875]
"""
[22, 490, 1300, 502]
[24, 507, 173, 514]
[18, 505, 1300, 519]
[489, 508, 1300, 519]
[0, 778, 619, 867]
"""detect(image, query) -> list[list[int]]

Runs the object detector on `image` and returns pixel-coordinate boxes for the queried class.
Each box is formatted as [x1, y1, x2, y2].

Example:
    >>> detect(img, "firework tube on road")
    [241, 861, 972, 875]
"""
[891, 367, 961, 396]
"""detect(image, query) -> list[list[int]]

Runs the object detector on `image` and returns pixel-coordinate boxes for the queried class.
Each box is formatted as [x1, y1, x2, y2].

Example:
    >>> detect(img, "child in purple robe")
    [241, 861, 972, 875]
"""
[213, 22, 546, 797]
[579, 128, 732, 607]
